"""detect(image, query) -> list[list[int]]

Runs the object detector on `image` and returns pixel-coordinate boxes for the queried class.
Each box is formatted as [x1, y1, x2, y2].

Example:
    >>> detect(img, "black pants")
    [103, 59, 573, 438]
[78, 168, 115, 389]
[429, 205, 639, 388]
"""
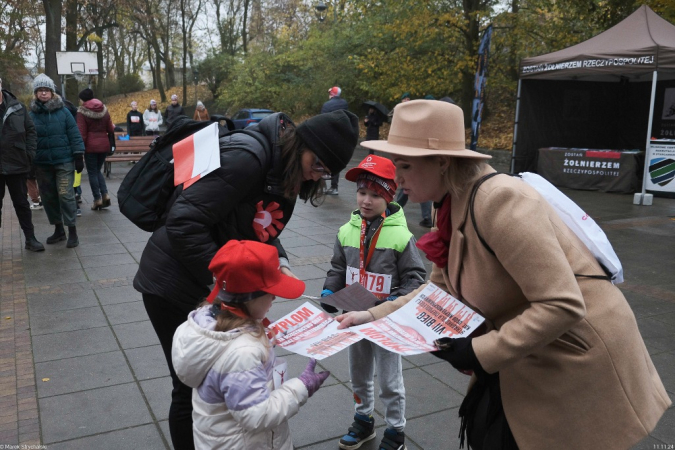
[143, 294, 196, 450]
[0, 173, 34, 236]
[330, 171, 340, 189]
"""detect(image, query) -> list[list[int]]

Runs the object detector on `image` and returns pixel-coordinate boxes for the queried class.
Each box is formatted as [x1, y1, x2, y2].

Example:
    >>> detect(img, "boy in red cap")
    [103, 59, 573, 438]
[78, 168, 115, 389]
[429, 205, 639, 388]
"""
[172, 240, 330, 450]
[320, 155, 426, 450]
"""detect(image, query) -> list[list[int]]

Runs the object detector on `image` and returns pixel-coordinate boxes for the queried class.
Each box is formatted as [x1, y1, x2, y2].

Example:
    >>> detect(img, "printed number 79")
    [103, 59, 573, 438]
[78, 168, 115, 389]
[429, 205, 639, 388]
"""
[368, 275, 384, 292]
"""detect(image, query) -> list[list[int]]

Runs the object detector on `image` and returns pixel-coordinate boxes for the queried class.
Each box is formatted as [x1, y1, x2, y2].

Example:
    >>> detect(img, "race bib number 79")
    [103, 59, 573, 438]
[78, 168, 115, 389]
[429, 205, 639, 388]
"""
[346, 266, 391, 296]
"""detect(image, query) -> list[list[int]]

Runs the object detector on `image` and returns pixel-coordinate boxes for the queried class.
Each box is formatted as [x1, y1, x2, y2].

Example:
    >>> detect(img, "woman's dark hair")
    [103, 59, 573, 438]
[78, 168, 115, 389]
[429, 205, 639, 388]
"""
[279, 126, 325, 205]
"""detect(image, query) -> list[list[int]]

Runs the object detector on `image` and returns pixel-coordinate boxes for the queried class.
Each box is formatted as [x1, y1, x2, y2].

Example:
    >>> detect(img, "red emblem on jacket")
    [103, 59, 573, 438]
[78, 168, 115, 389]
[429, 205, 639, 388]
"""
[253, 201, 285, 242]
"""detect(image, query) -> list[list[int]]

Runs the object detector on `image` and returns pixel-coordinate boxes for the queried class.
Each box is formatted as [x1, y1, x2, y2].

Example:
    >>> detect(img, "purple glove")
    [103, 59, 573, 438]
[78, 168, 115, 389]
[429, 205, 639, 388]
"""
[298, 358, 330, 397]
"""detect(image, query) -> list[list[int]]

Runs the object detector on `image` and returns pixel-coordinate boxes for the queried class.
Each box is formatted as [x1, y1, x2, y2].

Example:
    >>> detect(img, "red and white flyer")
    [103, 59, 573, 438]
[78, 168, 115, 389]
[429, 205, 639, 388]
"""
[269, 303, 363, 360]
[351, 282, 485, 355]
[269, 283, 484, 358]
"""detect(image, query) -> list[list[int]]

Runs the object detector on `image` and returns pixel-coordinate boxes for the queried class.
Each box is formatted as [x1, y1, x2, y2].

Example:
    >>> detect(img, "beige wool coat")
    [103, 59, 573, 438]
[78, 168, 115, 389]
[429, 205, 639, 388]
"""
[369, 166, 671, 450]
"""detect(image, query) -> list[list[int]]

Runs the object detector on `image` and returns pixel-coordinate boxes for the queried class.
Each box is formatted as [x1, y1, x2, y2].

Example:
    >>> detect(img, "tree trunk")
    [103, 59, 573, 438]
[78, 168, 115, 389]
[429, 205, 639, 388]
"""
[64, 0, 78, 102]
[42, 0, 62, 81]
[508, 0, 519, 82]
[181, 0, 188, 105]
[154, 41, 167, 102]
[242, 0, 250, 54]
[148, 44, 156, 90]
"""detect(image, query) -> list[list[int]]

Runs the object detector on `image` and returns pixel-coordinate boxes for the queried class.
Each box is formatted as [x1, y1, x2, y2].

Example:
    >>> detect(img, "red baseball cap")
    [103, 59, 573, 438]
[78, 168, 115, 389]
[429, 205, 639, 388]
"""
[328, 86, 341, 97]
[345, 155, 396, 185]
[206, 240, 305, 303]
[345, 155, 397, 202]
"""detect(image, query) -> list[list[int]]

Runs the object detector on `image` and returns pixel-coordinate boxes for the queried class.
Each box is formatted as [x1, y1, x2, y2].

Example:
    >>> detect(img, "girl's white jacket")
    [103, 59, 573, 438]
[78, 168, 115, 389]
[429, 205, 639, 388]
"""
[172, 307, 309, 450]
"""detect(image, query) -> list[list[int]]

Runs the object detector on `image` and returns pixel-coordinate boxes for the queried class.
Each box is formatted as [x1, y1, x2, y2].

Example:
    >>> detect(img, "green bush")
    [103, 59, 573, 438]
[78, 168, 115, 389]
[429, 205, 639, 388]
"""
[117, 73, 146, 94]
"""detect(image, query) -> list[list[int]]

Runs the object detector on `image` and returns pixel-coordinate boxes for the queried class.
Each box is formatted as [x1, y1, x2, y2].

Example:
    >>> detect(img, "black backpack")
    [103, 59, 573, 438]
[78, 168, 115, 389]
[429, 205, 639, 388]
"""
[117, 116, 264, 232]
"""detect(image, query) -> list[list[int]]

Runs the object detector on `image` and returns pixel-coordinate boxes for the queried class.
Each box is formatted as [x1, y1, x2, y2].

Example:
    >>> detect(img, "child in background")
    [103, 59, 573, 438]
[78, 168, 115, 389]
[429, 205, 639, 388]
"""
[143, 100, 162, 136]
[321, 155, 426, 450]
[172, 240, 330, 450]
[126, 101, 145, 136]
[193, 101, 210, 121]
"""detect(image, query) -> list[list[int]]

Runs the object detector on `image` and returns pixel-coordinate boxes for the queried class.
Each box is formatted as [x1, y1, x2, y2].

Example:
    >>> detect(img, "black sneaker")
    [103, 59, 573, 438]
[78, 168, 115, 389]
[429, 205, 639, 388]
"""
[326, 187, 339, 195]
[339, 414, 375, 449]
[419, 218, 433, 228]
[379, 428, 406, 450]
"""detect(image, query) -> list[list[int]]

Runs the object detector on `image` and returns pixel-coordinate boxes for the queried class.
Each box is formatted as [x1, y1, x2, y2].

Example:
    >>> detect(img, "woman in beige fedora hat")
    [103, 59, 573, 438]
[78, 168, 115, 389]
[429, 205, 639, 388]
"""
[337, 100, 670, 450]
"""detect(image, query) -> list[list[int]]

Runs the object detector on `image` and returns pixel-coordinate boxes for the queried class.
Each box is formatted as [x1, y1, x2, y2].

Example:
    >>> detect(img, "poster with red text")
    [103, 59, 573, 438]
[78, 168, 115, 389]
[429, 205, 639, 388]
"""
[269, 303, 363, 360]
[351, 282, 485, 355]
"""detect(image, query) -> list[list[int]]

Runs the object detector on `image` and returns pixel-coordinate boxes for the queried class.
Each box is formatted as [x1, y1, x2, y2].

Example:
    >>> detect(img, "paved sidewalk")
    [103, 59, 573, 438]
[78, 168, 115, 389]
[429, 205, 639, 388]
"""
[0, 145, 674, 449]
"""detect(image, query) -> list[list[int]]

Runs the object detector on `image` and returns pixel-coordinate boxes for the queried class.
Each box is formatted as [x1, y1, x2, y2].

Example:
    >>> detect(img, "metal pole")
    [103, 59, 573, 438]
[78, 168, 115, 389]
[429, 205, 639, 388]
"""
[634, 70, 658, 205]
[510, 79, 522, 174]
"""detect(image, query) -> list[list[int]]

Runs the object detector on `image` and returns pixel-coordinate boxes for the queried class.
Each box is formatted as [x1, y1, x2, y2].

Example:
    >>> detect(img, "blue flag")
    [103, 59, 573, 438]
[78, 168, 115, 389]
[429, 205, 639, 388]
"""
[470, 25, 493, 150]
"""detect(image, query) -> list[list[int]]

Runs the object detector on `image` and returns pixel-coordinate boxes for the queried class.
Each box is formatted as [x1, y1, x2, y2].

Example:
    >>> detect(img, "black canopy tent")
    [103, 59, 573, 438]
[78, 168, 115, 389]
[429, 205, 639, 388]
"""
[511, 5, 675, 202]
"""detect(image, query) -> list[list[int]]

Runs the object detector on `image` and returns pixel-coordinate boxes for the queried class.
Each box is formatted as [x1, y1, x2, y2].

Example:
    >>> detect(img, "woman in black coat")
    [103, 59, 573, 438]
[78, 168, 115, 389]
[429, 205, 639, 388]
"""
[133, 109, 359, 450]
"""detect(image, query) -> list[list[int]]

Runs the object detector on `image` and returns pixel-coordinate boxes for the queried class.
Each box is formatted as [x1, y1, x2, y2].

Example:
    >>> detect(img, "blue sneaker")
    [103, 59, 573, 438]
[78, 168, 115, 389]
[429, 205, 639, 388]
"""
[379, 428, 406, 450]
[339, 414, 375, 449]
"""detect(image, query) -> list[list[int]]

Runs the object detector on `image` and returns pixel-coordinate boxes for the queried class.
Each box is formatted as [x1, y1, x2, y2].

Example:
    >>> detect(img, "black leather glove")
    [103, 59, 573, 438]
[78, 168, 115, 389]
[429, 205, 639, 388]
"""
[431, 337, 487, 377]
[74, 154, 84, 174]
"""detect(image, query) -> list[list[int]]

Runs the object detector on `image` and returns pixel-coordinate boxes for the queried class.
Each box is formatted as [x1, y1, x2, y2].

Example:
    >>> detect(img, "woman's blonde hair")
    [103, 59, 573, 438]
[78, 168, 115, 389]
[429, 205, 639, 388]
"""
[438, 156, 486, 197]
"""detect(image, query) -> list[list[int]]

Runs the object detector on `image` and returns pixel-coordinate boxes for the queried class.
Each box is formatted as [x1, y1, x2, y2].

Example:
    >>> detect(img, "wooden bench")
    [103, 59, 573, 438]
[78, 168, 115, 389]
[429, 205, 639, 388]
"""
[105, 135, 156, 177]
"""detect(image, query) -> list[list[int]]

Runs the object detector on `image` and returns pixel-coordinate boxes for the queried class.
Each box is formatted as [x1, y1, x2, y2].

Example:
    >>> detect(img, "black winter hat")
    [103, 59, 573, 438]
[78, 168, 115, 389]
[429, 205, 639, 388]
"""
[79, 88, 94, 102]
[296, 110, 359, 174]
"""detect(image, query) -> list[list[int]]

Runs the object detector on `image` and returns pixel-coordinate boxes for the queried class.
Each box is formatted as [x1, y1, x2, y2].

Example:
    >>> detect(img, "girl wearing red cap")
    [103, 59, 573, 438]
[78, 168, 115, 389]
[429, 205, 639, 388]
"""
[172, 240, 330, 450]
[321, 155, 426, 450]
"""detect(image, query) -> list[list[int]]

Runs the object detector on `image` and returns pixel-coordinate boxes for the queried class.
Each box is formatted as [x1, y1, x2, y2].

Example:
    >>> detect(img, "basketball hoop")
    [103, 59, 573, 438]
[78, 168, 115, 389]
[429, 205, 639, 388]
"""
[72, 70, 86, 82]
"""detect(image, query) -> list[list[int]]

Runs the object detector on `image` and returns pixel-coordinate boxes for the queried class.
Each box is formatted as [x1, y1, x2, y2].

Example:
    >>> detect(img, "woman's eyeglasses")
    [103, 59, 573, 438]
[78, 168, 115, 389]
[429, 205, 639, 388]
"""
[311, 157, 332, 179]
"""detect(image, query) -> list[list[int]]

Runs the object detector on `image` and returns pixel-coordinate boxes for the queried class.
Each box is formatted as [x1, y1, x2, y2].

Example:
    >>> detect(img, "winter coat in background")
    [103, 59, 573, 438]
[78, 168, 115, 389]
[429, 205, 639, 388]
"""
[172, 306, 308, 450]
[371, 166, 671, 450]
[165, 104, 186, 129]
[29, 95, 84, 166]
[194, 107, 210, 122]
[321, 96, 349, 114]
[143, 109, 163, 132]
[77, 99, 114, 153]
[365, 112, 383, 141]
[134, 113, 297, 309]
[0, 90, 37, 175]
[127, 110, 145, 136]
[62, 99, 78, 118]
[323, 203, 426, 302]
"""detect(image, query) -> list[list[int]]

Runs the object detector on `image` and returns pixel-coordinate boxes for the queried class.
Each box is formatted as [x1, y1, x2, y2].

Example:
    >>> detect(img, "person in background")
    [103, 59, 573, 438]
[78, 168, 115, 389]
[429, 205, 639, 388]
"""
[321, 86, 350, 195]
[193, 101, 210, 121]
[364, 107, 383, 156]
[76, 88, 114, 211]
[320, 155, 425, 450]
[126, 101, 145, 136]
[391, 93, 433, 228]
[144, 100, 163, 136]
[172, 240, 330, 450]
[29, 74, 84, 248]
[339, 99, 671, 450]
[165, 94, 186, 130]
[54, 88, 81, 206]
[0, 77, 44, 252]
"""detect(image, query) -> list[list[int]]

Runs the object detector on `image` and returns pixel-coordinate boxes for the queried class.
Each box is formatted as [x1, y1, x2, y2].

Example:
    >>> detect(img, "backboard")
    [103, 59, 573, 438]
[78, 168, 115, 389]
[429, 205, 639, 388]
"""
[56, 52, 99, 75]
